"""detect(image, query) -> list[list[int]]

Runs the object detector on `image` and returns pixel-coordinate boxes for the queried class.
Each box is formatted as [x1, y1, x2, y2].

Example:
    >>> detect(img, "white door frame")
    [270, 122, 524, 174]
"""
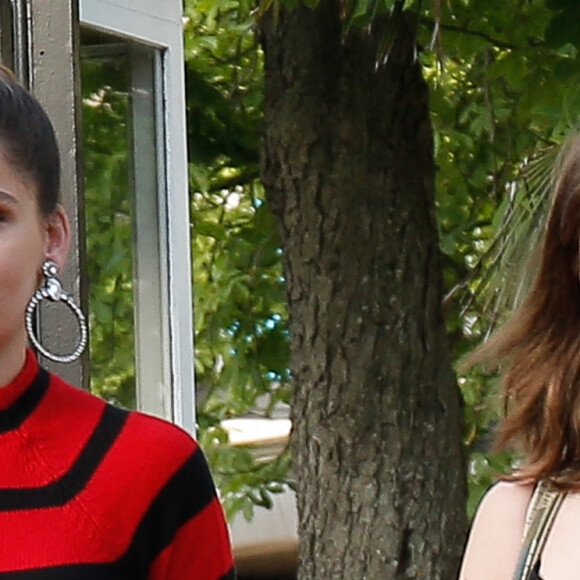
[80, 0, 195, 432]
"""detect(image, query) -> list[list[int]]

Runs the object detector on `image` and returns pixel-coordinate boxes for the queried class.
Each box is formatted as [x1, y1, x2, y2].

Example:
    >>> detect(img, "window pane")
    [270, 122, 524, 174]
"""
[81, 37, 136, 408]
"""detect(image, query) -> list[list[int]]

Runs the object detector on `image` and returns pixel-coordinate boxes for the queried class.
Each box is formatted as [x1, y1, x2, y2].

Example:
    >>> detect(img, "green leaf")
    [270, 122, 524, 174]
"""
[545, 9, 580, 48]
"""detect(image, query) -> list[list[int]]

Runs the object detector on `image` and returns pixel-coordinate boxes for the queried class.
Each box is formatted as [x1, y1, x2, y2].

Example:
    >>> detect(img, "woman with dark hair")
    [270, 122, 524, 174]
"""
[0, 66, 235, 579]
[459, 137, 580, 580]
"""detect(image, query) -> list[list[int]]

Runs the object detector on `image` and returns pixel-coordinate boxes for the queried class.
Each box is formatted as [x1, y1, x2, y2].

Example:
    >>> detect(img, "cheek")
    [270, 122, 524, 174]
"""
[0, 254, 41, 301]
[0, 237, 46, 304]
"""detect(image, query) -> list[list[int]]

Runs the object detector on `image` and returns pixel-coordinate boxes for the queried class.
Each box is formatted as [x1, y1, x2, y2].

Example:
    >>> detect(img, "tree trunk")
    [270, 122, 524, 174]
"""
[260, 2, 468, 578]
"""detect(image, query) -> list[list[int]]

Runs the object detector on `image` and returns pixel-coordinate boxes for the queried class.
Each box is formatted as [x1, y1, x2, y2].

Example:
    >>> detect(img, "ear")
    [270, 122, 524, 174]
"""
[44, 205, 71, 271]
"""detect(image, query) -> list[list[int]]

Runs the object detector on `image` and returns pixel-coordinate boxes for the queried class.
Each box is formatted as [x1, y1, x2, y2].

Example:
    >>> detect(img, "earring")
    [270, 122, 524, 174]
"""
[25, 260, 88, 364]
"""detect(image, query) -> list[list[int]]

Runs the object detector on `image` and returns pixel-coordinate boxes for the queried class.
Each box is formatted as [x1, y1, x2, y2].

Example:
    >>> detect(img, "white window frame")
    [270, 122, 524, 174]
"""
[79, 0, 195, 432]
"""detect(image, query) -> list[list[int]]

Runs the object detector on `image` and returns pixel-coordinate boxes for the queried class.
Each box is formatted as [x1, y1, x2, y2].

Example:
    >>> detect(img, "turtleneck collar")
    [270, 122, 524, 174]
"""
[0, 350, 49, 433]
[0, 349, 38, 411]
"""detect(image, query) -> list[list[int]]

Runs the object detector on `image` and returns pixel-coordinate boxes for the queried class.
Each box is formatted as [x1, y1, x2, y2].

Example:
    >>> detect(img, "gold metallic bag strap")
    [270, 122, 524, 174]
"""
[512, 480, 566, 580]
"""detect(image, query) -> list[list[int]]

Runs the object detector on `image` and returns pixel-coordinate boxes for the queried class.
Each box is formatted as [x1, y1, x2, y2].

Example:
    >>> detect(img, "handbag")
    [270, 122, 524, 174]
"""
[512, 480, 566, 580]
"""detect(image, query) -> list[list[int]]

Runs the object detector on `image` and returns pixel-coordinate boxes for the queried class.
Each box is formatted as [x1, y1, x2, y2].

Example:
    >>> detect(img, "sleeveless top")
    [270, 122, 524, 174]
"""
[530, 561, 542, 580]
[514, 480, 565, 580]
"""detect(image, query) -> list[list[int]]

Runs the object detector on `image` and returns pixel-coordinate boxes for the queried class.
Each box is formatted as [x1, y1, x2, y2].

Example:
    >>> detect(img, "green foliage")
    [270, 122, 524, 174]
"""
[184, 0, 293, 519]
[200, 431, 294, 521]
[423, 0, 580, 515]
[80, 1, 292, 521]
[80, 0, 580, 524]
[82, 55, 136, 409]
[184, 0, 580, 521]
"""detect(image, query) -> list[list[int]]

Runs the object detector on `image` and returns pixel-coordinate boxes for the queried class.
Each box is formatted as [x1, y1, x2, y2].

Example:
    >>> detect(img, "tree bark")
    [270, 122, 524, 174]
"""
[260, 2, 468, 578]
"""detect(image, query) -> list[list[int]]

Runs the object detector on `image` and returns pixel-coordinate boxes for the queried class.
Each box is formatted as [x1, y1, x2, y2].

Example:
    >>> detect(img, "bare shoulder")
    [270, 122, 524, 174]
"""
[477, 480, 534, 520]
[459, 481, 533, 580]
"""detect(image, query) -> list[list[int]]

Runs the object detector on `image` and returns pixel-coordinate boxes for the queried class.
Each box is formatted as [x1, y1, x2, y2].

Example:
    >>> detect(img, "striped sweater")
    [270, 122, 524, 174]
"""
[0, 350, 235, 579]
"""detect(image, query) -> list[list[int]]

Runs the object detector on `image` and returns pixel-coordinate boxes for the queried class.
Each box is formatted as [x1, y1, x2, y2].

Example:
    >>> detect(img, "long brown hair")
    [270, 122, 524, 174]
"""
[470, 135, 580, 489]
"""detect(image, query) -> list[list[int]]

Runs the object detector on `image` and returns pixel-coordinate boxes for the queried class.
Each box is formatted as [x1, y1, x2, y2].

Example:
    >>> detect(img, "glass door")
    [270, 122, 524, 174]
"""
[79, 0, 194, 431]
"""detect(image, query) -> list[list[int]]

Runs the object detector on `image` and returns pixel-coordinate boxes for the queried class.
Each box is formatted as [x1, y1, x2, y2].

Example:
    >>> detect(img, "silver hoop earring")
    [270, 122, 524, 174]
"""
[25, 260, 88, 363]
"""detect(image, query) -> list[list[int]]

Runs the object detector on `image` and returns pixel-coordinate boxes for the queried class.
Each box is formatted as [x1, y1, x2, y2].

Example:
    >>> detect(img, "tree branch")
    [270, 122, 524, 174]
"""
[419, 16, 520, 50]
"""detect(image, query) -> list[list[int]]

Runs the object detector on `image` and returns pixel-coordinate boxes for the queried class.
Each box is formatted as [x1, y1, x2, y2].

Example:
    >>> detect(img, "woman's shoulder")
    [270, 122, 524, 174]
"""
[468, 481, 534, 552]
[50, 371, 199, 466]
[125, 407, 199, 457]
[477, 480, 534, 519]
[459, 481, 534, 580]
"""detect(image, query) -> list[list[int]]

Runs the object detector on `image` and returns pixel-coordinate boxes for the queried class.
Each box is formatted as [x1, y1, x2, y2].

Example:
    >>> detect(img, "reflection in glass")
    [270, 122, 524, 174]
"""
[81, 46, 136, 408]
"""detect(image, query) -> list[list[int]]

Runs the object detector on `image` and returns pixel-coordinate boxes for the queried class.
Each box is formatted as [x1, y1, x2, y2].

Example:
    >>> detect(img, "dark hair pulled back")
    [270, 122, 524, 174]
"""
[0, 66, 60, 216]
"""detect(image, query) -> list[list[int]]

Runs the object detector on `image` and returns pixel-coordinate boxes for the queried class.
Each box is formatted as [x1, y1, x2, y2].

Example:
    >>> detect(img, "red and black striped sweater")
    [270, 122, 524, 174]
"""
[0, 350, 235, 579]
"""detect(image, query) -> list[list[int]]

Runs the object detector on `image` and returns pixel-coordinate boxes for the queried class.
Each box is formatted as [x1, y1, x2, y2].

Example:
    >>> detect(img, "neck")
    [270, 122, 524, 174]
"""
[0, 335, 27, 388]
